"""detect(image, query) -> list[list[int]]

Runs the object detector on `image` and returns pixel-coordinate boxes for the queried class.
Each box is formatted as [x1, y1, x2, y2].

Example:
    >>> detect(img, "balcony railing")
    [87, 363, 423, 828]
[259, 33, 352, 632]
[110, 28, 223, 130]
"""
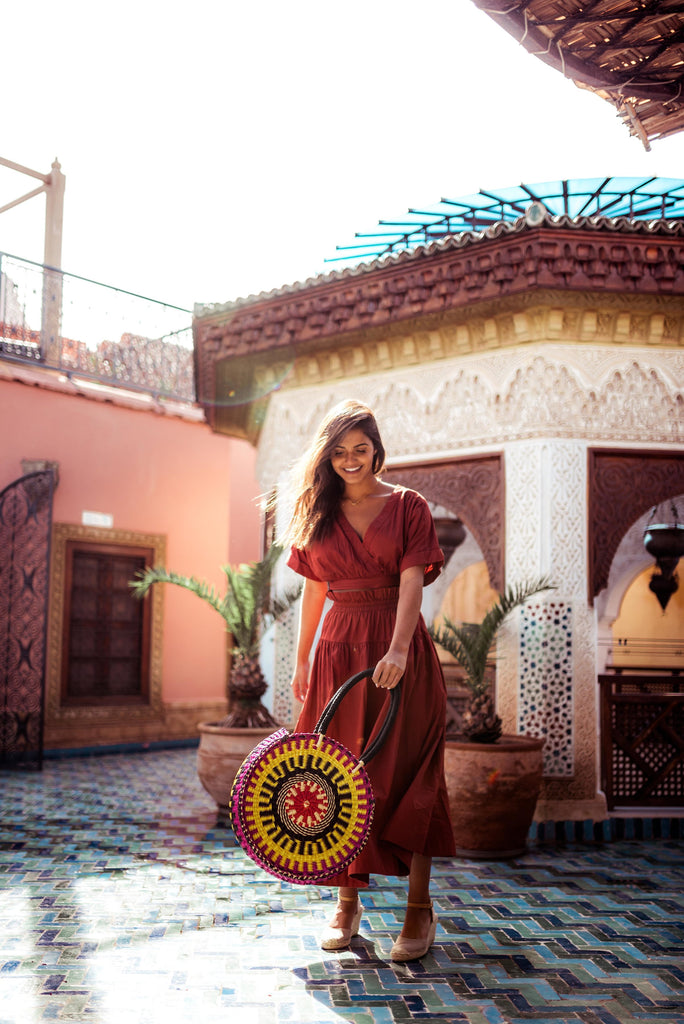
[0, 252, 195, 403]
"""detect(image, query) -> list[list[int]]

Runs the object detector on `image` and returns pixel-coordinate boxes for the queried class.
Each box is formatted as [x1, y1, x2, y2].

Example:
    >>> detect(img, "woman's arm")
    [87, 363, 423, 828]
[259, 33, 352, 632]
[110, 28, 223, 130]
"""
[290, 576, 328, 702]
[372, 563, 424, 689]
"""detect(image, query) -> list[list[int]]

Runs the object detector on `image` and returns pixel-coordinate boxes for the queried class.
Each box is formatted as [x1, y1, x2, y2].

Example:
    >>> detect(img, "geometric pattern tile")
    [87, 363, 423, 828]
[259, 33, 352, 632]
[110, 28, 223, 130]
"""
[1, 749, 683, 1024]
[519, 601, 574, 778]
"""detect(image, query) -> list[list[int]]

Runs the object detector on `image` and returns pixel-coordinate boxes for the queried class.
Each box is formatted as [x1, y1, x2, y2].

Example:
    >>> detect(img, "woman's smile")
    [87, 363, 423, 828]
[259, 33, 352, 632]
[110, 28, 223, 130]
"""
[330, 428, 376, 489]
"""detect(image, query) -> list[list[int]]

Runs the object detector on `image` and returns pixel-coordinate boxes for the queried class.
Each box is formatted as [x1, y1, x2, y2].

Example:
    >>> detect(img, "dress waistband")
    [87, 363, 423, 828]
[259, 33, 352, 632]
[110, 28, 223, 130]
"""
[326, 574, 400, 597]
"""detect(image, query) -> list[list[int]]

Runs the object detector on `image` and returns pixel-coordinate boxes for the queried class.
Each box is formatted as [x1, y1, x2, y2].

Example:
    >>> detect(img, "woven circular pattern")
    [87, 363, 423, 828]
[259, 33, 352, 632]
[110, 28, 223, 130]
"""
[231, 732, 374, 884]
[277, 771, 336, 836]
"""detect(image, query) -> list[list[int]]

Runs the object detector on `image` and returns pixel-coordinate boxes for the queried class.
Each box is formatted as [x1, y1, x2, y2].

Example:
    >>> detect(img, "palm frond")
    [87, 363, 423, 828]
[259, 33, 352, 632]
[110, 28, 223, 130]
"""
[429, 576, 555, 694]
[268, 587, 303, 625]
[130, 544, 301, 720]
[430, 616, 482, 684]
[220, 543, 300, 655]
[221, 562, 258, 651]
[130, 543, 301, 660]
[130, 568, 228, 619]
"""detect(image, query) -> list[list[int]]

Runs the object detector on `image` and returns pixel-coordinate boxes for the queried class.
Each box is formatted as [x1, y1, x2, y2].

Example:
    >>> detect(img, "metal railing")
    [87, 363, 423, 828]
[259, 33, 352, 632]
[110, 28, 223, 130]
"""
[0, 252, 195, 403]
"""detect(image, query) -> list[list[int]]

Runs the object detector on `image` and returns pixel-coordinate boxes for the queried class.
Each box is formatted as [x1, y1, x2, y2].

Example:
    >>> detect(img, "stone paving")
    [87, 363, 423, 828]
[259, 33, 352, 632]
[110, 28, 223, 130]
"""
[1, 747, 683, 1024]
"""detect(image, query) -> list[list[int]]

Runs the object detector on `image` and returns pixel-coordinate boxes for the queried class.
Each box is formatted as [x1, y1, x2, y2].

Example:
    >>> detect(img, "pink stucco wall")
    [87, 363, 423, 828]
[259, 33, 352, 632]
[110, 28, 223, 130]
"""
[0, 377, 262, 705]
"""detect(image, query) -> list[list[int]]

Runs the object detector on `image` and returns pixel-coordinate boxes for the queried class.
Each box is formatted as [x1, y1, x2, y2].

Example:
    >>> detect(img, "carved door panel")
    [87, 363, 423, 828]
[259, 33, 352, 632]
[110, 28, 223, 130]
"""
[61, 543, 153, 706]
[0, 470, 55, 769]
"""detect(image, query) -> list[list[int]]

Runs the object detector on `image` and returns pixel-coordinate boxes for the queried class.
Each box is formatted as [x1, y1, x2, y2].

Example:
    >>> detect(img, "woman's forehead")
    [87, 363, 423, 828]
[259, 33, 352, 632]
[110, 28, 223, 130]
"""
[335, 428, 372, 447]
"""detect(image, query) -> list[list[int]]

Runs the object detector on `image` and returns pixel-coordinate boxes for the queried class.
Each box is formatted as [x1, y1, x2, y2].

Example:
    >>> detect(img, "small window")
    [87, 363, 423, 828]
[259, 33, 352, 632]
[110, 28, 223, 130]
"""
[61, 541, 153, 706]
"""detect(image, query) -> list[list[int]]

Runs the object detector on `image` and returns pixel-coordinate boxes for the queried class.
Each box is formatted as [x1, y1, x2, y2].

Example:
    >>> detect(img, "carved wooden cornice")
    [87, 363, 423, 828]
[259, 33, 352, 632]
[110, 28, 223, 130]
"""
[286, 293, 684, 389]
[194, 220, 684, 440]
[588, 449, 684, 602]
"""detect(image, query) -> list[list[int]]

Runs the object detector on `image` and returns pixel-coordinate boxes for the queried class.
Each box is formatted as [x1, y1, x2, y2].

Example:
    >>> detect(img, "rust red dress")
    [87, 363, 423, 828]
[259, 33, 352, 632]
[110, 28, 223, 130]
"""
[287, 486, 455, 887]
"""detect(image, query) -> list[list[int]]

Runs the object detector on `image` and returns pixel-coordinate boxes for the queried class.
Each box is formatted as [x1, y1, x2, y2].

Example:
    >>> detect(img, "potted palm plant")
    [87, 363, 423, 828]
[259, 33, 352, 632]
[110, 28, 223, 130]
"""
[130, 543, 300, 813]
[429, 577, 554, 858]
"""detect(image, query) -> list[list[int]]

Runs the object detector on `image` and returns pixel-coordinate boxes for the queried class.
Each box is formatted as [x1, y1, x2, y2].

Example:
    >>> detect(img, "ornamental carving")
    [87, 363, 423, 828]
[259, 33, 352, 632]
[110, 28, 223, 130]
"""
[588, 450, 684, 602]
[257, 345, 684, 487]
[383, 457, 504, 591]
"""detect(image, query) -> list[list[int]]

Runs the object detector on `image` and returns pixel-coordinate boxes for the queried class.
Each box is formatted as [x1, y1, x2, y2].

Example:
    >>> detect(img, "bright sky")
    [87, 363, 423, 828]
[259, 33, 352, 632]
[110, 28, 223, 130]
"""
[2, 0, 684, 313]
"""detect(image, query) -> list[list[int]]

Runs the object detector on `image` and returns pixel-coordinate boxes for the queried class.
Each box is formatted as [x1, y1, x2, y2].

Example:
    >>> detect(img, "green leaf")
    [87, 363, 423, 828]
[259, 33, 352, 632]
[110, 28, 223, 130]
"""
[129, 543, 301, 659]
[429, 576, 555, 695]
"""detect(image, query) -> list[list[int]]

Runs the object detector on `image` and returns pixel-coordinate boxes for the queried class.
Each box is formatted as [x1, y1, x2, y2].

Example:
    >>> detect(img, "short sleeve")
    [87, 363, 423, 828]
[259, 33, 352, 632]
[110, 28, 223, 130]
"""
[287, 545, 324, 582]
[398, 491, 444, 586]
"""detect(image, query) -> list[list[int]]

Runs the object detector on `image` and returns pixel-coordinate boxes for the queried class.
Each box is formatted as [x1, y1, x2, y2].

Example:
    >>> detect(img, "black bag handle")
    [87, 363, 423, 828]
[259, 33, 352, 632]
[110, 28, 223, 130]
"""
[313, 666, 401, 768]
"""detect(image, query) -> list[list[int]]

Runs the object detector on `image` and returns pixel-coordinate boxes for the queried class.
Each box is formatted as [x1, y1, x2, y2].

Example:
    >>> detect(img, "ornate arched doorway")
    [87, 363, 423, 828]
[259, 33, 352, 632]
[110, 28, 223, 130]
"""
[591, 452, 684, 809]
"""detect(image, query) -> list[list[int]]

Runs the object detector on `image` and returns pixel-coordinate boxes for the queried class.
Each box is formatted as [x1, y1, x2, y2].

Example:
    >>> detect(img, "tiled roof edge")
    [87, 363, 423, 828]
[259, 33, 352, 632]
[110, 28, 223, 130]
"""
[0, 359, 205, 422]
[194, 214, 684, 319]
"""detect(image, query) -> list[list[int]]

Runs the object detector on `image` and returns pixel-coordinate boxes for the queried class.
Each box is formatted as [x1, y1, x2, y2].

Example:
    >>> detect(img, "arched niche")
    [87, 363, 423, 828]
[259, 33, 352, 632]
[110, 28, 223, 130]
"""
[595, 491, 684, 671]
[384, 453, 504, 591]
[589, 449, 684, 604]
[421, 518, 489, 626]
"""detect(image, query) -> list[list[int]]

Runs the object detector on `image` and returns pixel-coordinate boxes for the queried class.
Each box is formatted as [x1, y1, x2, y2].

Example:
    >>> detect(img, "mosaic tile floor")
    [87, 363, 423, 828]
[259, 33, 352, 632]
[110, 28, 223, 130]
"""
[1, 748, 683, 1024]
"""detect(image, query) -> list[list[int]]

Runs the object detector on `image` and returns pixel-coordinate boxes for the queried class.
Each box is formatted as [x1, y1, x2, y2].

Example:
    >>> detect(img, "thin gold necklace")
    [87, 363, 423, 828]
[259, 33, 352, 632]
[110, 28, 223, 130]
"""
[344, 490, 380, 506]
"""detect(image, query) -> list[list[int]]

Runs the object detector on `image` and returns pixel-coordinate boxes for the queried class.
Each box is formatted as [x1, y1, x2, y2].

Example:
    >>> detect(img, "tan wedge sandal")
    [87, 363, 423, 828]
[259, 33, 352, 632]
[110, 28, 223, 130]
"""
[320, 894, 363, 951]
[390, 900, 438, 962]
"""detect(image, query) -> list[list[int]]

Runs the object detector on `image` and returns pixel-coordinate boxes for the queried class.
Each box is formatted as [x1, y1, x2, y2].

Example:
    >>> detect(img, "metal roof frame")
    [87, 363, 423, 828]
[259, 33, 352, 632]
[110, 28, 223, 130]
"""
[328, 176, 684, 263]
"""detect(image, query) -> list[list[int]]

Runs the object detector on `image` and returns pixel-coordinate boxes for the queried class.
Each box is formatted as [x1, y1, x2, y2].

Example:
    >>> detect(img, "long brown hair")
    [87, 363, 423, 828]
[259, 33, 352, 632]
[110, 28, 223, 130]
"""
[286, 399, 386, 548]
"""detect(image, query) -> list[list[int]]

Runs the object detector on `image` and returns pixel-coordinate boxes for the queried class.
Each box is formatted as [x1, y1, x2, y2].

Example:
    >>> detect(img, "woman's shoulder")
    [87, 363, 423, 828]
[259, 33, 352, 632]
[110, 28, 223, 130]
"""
[384, 486, 435, 529]
[388, 484, 430, 508]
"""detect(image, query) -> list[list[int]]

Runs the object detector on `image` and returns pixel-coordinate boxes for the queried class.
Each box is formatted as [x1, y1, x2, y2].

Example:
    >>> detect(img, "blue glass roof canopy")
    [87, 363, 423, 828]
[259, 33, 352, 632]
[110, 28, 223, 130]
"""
[328, 177, 684, 264]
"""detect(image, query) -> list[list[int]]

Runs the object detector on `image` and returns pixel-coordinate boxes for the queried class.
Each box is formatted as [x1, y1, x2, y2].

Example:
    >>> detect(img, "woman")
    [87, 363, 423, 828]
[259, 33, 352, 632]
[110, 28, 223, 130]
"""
[286, 399, 455, 961]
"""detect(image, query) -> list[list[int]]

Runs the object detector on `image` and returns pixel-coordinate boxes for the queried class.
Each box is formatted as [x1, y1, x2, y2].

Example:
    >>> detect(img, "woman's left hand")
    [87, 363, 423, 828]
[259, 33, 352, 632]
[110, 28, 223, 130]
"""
[372, 564, 423, 690]
[372, 651, 406, 690]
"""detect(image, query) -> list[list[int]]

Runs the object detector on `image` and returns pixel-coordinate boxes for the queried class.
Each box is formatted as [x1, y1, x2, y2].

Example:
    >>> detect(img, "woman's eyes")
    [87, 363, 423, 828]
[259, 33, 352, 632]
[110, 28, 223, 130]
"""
[334, 447, 369, 456]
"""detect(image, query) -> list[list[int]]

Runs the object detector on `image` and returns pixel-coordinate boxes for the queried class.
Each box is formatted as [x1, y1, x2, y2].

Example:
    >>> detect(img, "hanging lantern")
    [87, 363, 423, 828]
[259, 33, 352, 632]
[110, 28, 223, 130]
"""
[433, 516, 467, 563]
[644, 503, 684, 612]
[648, 572, 679, 612]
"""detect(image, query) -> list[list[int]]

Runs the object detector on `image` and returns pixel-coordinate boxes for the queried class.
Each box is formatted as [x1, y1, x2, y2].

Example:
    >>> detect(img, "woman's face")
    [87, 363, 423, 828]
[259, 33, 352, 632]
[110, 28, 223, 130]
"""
[330, 428, 376, 487]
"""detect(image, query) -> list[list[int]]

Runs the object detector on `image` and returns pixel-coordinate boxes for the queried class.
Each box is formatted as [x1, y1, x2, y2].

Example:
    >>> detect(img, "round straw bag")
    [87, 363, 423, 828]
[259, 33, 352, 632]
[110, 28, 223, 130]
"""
[230, 667, 401, 884]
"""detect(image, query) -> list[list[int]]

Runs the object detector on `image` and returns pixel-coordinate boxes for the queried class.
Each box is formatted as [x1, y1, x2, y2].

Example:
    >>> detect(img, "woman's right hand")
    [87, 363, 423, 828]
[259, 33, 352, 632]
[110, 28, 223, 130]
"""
[291, 662, 310, 703]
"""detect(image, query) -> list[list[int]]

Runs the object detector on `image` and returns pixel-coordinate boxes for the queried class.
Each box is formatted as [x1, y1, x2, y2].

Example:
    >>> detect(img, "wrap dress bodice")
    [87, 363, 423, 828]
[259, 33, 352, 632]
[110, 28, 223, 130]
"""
[287, 486, 455, 886]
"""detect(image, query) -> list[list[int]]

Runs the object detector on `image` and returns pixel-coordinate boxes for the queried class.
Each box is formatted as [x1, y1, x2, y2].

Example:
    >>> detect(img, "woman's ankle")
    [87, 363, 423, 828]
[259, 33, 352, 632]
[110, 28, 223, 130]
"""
[338, 888, 358, 905]
[401, 901, 433, 938]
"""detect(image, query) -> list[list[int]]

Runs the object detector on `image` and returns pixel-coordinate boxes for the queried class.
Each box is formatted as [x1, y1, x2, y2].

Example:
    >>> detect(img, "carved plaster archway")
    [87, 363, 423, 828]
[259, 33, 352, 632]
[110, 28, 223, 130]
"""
[595, 490, 684, 668]
[384, 455, 504, 591]
[588, 450, 684, 603]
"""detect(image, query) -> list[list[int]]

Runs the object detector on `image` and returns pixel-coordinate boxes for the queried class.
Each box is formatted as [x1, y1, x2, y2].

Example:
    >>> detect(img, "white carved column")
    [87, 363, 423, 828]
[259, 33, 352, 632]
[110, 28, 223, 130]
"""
[502, 439, 606, 821]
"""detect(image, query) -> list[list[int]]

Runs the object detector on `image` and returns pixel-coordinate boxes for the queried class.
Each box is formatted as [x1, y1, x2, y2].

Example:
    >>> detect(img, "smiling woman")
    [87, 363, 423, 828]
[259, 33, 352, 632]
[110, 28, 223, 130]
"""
[281, 399, 454, 962]
[331, 429, 396, 540]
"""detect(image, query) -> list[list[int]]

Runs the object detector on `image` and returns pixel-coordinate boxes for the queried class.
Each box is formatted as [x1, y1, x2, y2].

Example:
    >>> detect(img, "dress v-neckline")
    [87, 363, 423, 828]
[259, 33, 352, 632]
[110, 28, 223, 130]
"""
[340, 489, 398, 543]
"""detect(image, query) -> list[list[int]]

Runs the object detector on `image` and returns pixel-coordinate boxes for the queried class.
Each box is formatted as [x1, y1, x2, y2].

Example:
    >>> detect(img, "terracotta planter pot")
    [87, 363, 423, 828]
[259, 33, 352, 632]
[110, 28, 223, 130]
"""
[444, 733, 544, 858]
[197, 722, 275, 813]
